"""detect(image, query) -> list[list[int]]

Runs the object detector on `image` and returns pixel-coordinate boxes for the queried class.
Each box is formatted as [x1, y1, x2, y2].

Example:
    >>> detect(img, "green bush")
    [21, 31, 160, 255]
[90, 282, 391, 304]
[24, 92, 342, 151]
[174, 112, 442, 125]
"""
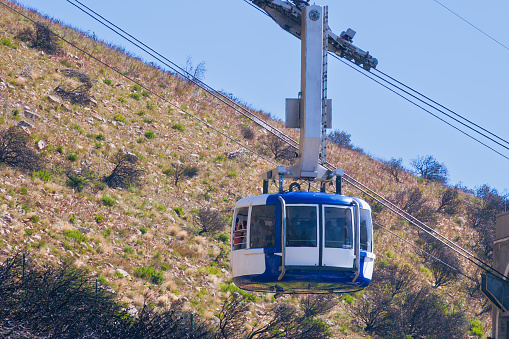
[95, 215, 103, 223]
[140, 227, 148, 234]
[469, 319, 484, 338]
[32, 170, 52, 182]
[141, 91, 150, 97]
[129, 93, 141, 101]
[67, 154, 78, 162]
[63, 229, 88, 245]
[29, 215, 39, 224]
[102, 195, 116, 207]
[133, 266, 164, 285]
[103, 79, 113, 86]
[113, 114, 126, 123]
[144, 131, 155, 139]
[214, 154, 227, 162]
[95, 134, 106, 141]
[132, 84, 142, 91]
[219, 283, 256, 302]
[171, 123, 185, 132]
[173, 206, 184, 218]
[0, 37, 14, 48]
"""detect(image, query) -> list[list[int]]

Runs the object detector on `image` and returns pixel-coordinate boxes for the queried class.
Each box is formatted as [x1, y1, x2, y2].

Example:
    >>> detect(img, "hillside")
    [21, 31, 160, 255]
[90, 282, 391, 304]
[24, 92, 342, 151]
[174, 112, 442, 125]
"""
[0, 2, 500, 338]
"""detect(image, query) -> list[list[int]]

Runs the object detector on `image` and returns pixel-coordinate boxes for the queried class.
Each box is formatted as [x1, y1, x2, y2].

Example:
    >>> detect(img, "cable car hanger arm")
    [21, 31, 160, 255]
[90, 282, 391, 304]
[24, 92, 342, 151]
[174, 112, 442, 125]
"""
[249, 0, 378, 71]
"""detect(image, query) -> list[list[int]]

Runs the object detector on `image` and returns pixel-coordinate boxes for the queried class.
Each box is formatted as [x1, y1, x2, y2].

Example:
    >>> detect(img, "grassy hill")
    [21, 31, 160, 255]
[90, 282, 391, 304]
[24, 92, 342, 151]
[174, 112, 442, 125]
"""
[0, 2, 499, 338]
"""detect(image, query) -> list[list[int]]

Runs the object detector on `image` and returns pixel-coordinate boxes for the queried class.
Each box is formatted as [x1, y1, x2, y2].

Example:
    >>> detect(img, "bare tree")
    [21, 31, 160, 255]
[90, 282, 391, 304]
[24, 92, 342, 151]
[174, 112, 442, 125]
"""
[196, 207, 226, 234]
[382, 157, 405, 183]
[327, 129, 352, 149]
[103, 151, 143, 189]
[436, 186, 461, 214]
[257, 134, 296, 161]
[0, 126, 42, 171]
[467, 184, 507, 260]
[410, 155, 448, 184]
[163, 162, 199, 187]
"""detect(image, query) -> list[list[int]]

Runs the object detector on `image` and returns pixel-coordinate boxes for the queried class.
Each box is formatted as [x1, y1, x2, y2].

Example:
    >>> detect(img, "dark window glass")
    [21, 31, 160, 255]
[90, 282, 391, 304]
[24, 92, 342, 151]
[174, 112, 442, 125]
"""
[250, 205, 276, 249]
[233, 207, 248, 250]
[360, 209, 372, 251]
[324, 206, 353, 249]
[286, 205, 317, 247]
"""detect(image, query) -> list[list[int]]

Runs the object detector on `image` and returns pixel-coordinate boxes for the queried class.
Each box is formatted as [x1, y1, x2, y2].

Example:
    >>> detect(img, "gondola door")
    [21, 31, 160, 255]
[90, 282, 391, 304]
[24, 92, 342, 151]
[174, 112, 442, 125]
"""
[285, 204, 320, 266]
[321, 205, 355, 268]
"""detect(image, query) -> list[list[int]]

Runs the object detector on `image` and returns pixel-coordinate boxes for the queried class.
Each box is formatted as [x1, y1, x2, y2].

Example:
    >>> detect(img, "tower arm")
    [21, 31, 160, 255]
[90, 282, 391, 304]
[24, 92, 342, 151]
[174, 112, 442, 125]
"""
[250, 0, 378, 71]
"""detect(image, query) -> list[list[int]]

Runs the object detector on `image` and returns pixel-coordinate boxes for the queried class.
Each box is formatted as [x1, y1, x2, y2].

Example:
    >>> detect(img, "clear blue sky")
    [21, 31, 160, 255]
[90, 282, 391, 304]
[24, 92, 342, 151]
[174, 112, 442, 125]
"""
[14, 0, 509, 194]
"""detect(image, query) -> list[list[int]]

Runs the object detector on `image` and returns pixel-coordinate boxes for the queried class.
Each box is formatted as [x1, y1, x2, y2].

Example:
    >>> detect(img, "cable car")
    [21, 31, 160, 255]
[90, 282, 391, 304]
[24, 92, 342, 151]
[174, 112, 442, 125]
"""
[230, 191, 375, 293]
[230, 2, 377, 294]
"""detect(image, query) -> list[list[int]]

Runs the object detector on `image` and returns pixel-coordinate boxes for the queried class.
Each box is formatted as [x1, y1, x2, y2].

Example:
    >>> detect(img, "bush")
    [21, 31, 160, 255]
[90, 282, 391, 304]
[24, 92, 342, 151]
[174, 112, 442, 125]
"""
[0, 37, 14, 48]
[67, 153, 78, 162]
[144, 131, 155, 139]
[164, 162, 199, 186]
[133, 266, 164, 285]
[32, 170, 51, 182]
[257, 133, 296, 161]
[410, 155, 448, 184]
[103, 79, 113, 86]
[327, 129, 353, 149]
[196, 207, 226, 234]
[113, 114, 126, 123]
[172, 123, 185, 132]
[103, 151, 143, 189]
[0, 126, 43, 171]
[63, 229, 88, 246]
[128, 93, 141, 101]
[102, 195, 116, 207]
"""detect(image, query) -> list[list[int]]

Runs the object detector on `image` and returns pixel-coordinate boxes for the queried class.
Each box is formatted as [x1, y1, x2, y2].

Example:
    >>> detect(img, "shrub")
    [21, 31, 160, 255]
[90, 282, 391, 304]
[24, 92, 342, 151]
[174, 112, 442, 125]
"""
[410, 155, 448, 184]
[133, 266, 164, 285]
[132, 84, 142, 91]
[240, 125, 255, 140]
[196, 207, 226, 234]
[327, 130, 353, 149]
[128, 93, 141, 101]
[257, 134, 295, 161]
[173, 206, 184, 218]
[164, 162, 199, 186]
[0, 37, 14, 48]
[214, 154, 227, 162]
[171, 123, 185, 132]
[65, 168, 92, 192]
[0, 126, 43, 171]
[95, 215, 103, 223]
[103, 79, 113, 86]
[144, 131, 155, 139]
[63, 229, 88, 245]
[29, 215, 39, 224]
[469, 319, 484, 338]
[140, 227, 147, 234]
[95, 134, 106, 141]
[113, 114, 126, 123]
[103, 151, 143, 189]
[67, 153, 78, 162]
[102, 195, 116, 207]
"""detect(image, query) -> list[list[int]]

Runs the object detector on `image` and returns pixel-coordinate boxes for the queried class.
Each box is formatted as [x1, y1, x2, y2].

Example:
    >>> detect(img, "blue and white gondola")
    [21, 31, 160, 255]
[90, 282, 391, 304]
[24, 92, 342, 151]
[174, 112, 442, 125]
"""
[230, 192, 375, 294]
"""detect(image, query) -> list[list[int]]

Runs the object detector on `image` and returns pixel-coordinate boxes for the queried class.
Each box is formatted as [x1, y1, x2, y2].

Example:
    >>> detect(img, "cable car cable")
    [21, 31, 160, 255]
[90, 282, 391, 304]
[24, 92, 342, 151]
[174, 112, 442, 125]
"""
[431, 0, 509, 52]
[374, 222, 477, 283]
[342, 174, 508, 281]
[66, 0, 300, 151]
[330, 54, 509, 161]
[372, 68, 509, 147]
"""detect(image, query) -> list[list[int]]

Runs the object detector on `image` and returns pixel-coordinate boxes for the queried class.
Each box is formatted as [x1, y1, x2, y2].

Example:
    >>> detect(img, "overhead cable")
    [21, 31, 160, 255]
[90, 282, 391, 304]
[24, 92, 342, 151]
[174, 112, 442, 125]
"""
[331, 54, 509, 162]
[432, 0, 509, 52]
[67, 0, 299, 150]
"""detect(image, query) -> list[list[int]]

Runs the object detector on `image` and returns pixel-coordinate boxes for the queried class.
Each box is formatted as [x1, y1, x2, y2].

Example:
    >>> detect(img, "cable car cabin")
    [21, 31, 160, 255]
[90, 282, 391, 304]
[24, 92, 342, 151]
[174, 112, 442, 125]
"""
[230, 192, 375, 294]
